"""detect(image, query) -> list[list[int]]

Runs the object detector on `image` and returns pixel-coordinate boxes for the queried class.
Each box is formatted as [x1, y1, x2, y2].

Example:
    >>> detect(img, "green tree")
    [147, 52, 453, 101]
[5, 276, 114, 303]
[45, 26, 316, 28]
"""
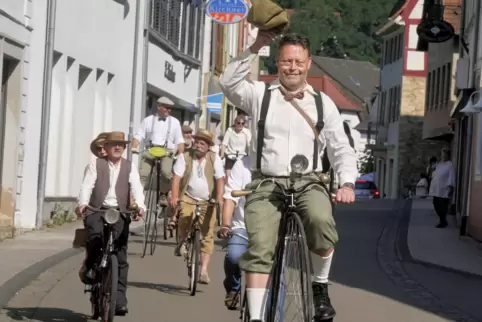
[261, 0, 397, 73]
[358, 152, 375, 175]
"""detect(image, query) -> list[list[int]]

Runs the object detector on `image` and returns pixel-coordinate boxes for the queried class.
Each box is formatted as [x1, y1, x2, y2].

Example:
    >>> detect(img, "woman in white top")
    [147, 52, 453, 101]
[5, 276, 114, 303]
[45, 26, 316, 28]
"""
[429, 148, 455, 228]
[220, 115, 251, 177]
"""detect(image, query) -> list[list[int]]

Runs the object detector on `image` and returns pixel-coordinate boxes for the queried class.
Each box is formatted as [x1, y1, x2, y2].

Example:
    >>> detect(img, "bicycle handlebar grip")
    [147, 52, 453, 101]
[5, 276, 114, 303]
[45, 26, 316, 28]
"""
[231, 190, 252, 197]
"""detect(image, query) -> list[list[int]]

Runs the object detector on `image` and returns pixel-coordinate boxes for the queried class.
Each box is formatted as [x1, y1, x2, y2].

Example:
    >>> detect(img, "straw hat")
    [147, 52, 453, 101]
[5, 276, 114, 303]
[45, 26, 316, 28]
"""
[193, 129, 215, 146]
[104, 131, 130, 144]
[89, 132, 109, 156]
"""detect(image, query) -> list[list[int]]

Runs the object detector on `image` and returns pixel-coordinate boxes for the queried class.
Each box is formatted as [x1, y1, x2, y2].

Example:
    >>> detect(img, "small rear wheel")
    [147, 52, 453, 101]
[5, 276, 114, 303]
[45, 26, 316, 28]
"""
[188, 230, 201, 296]
[240, 289, 250, 321]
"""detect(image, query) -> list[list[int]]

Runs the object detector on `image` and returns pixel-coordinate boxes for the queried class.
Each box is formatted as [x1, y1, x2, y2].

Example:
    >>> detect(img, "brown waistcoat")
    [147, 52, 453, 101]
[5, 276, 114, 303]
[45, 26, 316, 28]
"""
[179, 150, 217, 199]
[89, 158, 131, 212]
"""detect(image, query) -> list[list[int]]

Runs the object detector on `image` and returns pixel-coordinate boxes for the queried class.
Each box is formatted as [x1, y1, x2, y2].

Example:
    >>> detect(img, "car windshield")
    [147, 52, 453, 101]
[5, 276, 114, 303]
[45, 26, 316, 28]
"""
[355, 181, 377, 190]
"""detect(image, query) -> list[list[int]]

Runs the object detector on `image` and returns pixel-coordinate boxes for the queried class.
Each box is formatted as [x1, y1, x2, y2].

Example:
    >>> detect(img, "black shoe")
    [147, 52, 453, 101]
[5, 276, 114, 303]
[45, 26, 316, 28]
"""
[81, 268, 96, 284]
[115, 306, 128, 316]
[313, 282, 336, 321]
[436, 222, 448, 228]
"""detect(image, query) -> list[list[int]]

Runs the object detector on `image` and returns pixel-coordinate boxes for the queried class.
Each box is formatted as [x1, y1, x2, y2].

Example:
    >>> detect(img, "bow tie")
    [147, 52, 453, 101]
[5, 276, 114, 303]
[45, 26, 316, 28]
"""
[282, 90, 304, 101]
[158, 117, 167, 121]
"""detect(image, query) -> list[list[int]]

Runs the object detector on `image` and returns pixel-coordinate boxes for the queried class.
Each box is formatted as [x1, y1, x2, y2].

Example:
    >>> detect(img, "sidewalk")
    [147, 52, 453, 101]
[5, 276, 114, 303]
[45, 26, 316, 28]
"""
[0, 220, 84, 307]
[407, 197, 482, 277]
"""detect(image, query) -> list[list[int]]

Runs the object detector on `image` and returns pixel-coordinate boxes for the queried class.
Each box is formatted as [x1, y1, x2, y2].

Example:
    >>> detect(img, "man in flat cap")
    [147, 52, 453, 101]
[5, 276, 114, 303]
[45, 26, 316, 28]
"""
[182, 125, 194, 152]
[131, 96, 185, 205]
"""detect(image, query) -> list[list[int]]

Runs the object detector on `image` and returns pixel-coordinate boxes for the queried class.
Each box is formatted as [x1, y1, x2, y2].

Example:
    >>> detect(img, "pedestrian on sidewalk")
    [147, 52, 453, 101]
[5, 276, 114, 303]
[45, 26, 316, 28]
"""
[429, 148, 455, 228]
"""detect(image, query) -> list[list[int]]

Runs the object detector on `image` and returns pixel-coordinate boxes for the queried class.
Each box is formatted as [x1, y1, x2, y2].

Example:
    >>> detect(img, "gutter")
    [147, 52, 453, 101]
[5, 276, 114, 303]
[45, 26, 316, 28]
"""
[35, 0, 57, 228]
[460, 0, 480, 235]
[195, 2, 206, 130]
[127, 0, 142, 161]
[375, 16, 404, 36]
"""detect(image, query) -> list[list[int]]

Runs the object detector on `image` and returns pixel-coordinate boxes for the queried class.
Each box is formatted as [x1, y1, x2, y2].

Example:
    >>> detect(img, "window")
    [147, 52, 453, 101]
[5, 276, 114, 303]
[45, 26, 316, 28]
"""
[180, 0, 189, 53]
[187, 2, 197, 56]
[168, 0, 181, 47]
[445, 62, 452, 105]
[194, 5, 204, 59]
[425, 71, 432, 111]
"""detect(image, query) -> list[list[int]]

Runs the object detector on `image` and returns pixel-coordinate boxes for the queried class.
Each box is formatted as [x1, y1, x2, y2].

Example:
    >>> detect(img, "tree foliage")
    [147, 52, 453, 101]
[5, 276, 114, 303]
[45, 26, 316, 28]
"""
[262, 0, 397, 73]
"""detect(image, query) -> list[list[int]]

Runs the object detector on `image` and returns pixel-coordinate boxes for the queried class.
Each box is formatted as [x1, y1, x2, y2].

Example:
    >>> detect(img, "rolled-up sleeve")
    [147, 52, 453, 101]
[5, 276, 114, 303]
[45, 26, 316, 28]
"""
[129, 166, 146, 211]
[173, 154, 186, 177]
[134, 117, 148, 142]
[78, 160, 97, 206]
[219, 49, 259, 114]
[321, 93, 358, 185]
[214, 155, 225, 179]
[172, 120, 185, 145]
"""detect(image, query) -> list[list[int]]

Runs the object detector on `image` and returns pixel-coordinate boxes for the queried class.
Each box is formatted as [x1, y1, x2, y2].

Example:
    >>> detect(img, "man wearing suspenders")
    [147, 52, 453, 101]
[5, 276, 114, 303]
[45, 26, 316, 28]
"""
[219, 32, 358, 322]
[131, 96, 184, 205]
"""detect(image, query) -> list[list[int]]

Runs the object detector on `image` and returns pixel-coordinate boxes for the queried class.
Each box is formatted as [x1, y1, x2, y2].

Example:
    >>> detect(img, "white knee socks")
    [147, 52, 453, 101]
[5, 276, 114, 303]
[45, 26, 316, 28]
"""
[247, 288, 269, 322]
[313, 251, 334, 284]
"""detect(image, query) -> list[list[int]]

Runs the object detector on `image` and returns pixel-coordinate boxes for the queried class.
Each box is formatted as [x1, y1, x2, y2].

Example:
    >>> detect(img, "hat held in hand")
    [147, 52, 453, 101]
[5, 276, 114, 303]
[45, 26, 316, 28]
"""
[247, 0, 289, 31]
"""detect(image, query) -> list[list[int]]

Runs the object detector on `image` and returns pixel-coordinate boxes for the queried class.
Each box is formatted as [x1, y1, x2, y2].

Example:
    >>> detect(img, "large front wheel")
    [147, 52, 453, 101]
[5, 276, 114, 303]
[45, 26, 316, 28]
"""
[267, 212, 314, 322]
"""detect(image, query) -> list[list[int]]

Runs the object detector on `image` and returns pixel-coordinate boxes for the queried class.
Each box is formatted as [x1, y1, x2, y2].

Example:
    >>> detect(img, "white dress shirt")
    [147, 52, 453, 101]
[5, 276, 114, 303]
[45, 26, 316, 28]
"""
[429, 161, 455, 198]
[134, 115, 184, 149]
[223, 157, 251, 230]
[219, 49, 358, 184]
[78, 159, 146, 211]
[223, 127, 251, 156]
[173, 153, 225, 200]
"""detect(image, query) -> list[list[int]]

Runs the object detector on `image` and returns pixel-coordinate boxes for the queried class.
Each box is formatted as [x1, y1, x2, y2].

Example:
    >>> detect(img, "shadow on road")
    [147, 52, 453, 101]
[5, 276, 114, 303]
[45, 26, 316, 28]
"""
[4, 307, 90, 321]
[128, 281, 200, 296]
[329, 200, 480, 321]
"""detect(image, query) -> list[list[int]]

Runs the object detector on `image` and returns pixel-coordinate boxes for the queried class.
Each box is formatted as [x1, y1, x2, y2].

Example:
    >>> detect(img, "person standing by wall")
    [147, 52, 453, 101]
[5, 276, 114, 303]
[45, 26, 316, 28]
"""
[429, 148, 455, 228]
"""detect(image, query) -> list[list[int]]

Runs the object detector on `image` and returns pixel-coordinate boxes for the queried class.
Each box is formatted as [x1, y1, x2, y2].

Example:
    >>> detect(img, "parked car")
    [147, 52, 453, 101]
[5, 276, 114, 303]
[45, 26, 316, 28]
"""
[355, 180, 380, 199]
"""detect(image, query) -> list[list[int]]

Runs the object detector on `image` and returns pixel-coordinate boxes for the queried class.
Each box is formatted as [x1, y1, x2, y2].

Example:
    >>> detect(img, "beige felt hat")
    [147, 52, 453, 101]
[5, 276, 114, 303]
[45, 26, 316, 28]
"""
[193, 129, 215, 146]
[247, 0, 290, 31]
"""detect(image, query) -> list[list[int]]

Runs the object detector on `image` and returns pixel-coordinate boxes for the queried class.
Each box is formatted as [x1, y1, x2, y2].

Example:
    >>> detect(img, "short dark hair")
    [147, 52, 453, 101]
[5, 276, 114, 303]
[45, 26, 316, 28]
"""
[277, 33, 311, 54]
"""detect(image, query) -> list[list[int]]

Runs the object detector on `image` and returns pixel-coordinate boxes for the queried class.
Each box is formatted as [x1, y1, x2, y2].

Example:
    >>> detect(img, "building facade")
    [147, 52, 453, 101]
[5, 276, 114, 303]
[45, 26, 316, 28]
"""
[370, 0, 442, 199]
[0, 0, 205, 236]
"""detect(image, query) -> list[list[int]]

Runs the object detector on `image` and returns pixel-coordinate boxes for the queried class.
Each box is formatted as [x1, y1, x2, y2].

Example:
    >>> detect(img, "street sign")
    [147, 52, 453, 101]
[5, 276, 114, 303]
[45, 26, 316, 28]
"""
[206, 0, 248, 24]
[206, 93, 223, 113]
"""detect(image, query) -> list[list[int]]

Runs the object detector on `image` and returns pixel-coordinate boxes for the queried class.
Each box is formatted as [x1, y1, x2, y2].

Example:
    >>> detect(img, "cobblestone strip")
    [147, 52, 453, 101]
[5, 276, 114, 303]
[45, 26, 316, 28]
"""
[376, 200, 479, 322]
[0, 253, 84, 321]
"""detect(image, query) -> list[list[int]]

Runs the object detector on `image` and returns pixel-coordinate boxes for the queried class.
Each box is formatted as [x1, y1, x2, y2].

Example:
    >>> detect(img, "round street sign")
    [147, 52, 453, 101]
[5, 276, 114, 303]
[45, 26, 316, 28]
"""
[417, 19, 455, 43]
[206, 0, 248, 24]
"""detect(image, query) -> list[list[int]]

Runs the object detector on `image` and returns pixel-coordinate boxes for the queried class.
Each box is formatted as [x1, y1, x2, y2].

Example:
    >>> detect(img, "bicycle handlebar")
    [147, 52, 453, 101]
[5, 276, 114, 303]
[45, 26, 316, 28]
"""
[231, 178, 327, 198]
[84, 205, 139, 216]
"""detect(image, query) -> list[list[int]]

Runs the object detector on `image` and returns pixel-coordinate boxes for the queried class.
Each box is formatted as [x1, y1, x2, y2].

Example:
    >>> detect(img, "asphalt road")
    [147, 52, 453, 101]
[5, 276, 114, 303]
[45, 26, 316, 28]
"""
[1, 200, 480, 322]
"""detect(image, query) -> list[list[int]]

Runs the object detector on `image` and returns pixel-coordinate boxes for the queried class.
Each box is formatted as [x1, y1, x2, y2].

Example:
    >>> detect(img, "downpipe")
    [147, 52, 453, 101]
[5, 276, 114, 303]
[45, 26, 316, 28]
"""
[36, 0, 57, 228]
[195, 2, 206, 130]
[127, 0, 142, 161]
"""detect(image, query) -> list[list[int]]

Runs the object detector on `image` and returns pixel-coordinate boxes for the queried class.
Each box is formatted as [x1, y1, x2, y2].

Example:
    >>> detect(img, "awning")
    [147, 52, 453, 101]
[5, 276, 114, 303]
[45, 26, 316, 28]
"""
[451, 89, 475, 118]
[424, 126, 454, 141]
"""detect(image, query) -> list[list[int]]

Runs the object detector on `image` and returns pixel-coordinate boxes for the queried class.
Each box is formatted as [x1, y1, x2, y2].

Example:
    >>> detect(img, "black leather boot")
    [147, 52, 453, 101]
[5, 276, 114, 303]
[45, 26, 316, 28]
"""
[313, 282, 336, 321]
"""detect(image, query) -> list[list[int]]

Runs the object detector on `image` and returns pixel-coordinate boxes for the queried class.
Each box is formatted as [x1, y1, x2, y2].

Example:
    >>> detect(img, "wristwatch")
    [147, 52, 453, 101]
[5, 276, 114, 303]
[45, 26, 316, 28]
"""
[341, 183, 355, 190]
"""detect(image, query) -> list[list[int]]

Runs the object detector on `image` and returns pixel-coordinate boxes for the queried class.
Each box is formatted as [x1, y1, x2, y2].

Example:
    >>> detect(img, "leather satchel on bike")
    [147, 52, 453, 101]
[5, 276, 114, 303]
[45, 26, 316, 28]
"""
[72, 228, 88, 248]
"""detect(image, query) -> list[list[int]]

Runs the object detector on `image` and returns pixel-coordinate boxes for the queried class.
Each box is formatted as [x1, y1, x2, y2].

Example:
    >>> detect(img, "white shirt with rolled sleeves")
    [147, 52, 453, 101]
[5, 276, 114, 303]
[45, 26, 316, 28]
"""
[78, 159, 146, 211]
[223, 127, 252, 156]
[219, 49, 358, 185]
[223, 157, 252, 230]
[134, 115, 184, 149]
[429, 161, 455, 198]
[173, 153, 225, 201]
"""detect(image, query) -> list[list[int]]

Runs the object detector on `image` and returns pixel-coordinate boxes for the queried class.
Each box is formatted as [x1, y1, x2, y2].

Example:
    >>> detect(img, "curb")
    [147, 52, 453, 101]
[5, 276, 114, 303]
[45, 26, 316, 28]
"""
[396, 199, 482, 281]
[0, 247, 82, 309]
